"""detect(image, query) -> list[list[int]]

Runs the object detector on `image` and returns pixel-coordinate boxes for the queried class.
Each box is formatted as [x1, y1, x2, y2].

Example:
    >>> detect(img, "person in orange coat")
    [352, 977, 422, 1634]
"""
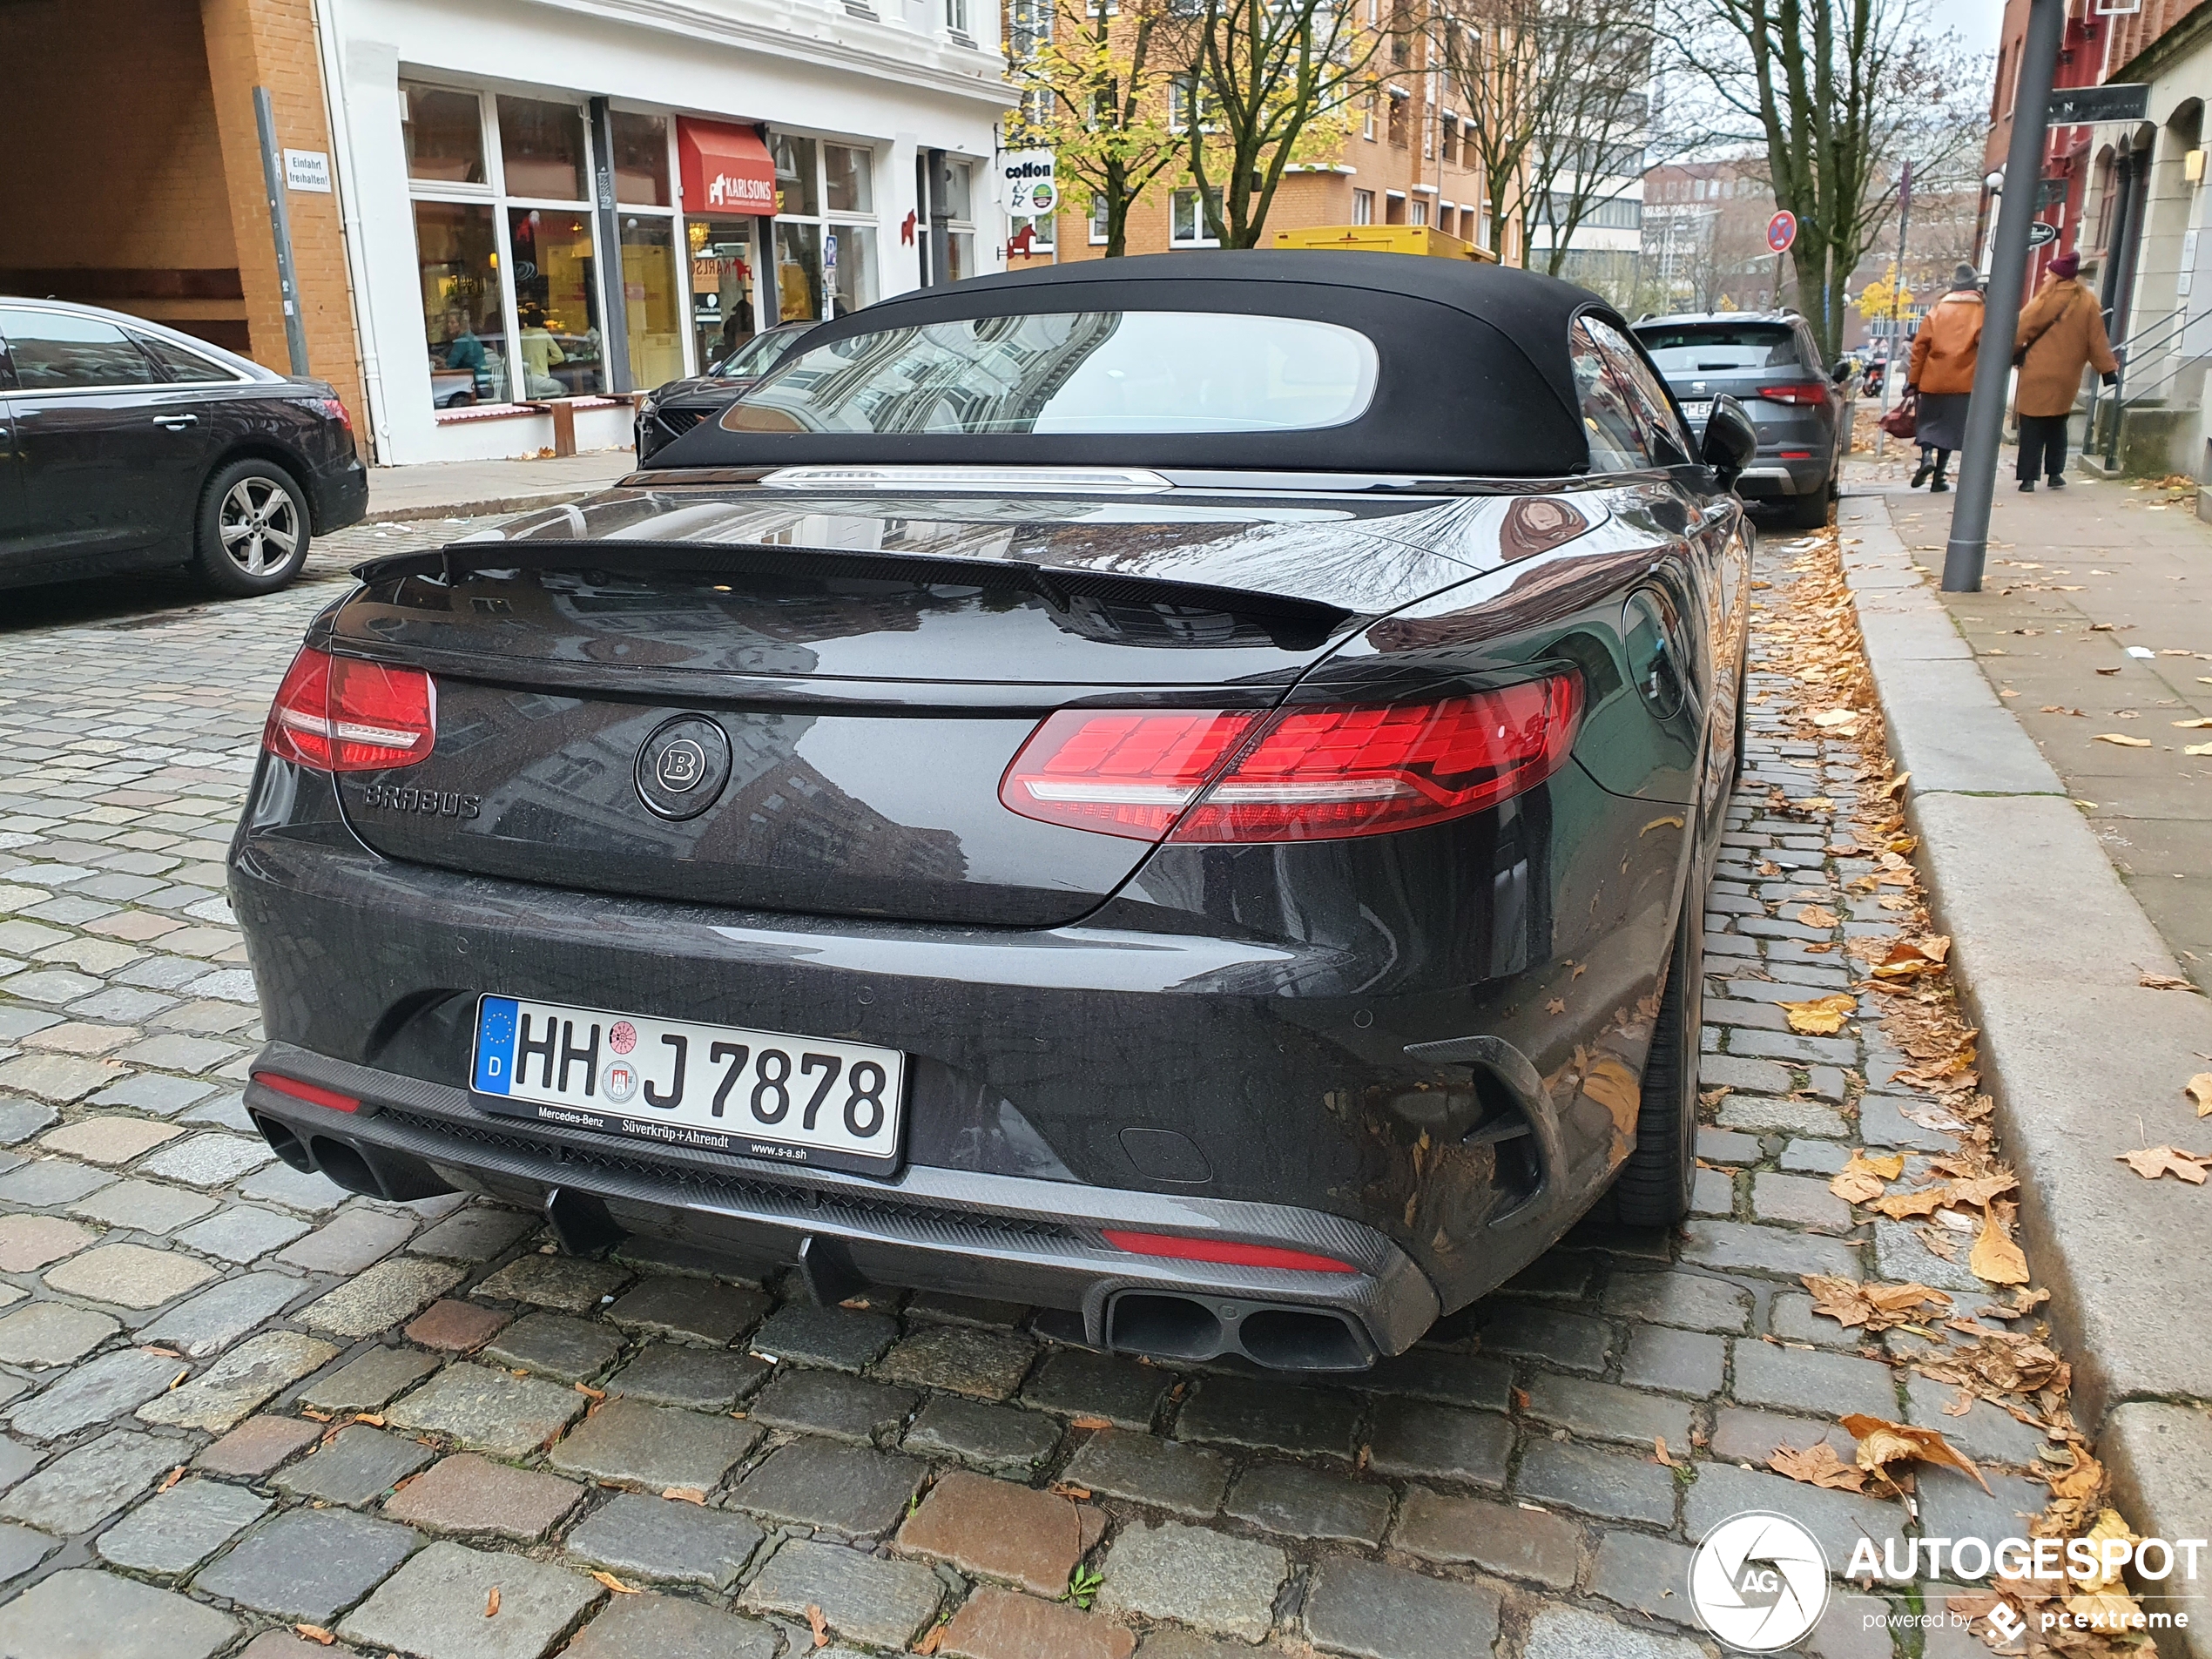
[2012, 249, 2117, 490]
[1905, 263, 1984, 492]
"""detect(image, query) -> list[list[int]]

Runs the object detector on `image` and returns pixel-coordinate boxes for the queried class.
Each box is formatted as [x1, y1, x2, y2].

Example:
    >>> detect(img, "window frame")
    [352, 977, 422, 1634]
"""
[1170, 185, 1224, 247]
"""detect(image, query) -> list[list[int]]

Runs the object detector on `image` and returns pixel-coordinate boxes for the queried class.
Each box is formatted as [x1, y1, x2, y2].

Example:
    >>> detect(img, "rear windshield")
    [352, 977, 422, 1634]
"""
[1634, 322, 1801, 373]
[723, 311, 1380, 436]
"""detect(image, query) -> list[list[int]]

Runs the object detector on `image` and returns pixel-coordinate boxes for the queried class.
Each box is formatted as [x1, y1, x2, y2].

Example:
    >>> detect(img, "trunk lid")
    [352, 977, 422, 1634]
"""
[325, 486, 1480, 928]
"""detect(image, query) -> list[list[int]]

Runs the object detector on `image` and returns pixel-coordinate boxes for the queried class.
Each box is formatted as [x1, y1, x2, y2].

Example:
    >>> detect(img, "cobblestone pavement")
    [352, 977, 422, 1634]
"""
[0, 521, 2025, 1658]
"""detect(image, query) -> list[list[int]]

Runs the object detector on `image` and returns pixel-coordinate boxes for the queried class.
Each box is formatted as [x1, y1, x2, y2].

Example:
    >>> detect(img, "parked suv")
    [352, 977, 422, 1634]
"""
[1632, 312, 1852, 529]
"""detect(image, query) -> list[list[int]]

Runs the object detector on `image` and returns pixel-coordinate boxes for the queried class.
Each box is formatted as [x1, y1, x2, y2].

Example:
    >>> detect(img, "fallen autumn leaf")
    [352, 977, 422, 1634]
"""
[2094, 733, 2154, 747]
[1770, 1441, 1866, 1491]
[1840, 1413, 1993, 1494]
[2188, 1074, 2212, 1116]
[2116, 1145, 2212, 1184]
[1781, 992, 1856, 1035]
[1969, 1215, 2031, 1285]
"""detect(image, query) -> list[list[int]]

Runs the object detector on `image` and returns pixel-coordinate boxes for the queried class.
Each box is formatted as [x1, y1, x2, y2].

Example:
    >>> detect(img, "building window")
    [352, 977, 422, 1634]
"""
[609, 112, 683, 390]
[771, 136, 881, 317]
[411, 199, 510, 408]
[1387, 91, 1408, 147]
[688, 217, 761, 371]
[1363, 91, 1378, 142]
[1352, 188, 1374, 225]
[1170, 74, 1211, 132]
[1170, 185, 1223, 246]
[1440, 116, 1458, 165]
[1090, 196, 1110, 244]
[1010, 0, 1053, 55]
[1385, 191, 1406, 225]
[1410, 199, 1428, 226]
[1011, 212, 1056, 253]
[946, 0, 971, 35]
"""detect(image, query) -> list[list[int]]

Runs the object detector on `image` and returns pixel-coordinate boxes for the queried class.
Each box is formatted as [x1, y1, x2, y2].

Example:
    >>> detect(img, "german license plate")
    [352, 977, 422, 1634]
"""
[1679, 399, 1713, 427]
[470, 995, 905, 1174]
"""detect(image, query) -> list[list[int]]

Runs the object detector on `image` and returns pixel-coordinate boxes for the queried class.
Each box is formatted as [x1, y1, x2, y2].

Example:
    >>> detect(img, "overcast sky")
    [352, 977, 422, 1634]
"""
[1928, 0, 2006, 56]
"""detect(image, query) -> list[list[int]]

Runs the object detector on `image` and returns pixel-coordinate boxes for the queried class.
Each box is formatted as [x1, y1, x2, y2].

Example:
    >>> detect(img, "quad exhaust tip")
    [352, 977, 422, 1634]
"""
[1105, 1289, 1378, 1372]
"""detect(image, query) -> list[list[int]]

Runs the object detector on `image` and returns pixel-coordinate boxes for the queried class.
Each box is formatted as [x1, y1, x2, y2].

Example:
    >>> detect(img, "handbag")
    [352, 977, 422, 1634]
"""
[1880, 390, 1917, 441]
[2013, 287, 2080, 367]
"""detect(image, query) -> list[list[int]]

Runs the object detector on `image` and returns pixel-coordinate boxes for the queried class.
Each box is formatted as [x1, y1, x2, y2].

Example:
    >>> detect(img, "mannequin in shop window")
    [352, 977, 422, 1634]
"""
[518, 303, 568, 398]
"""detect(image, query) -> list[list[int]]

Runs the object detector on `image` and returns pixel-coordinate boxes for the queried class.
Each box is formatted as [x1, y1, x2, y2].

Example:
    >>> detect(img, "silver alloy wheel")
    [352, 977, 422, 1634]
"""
[218, 476, 300, 577]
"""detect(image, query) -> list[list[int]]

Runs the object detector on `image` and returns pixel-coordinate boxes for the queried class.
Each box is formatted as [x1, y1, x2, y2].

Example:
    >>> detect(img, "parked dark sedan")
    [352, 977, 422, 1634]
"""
[0, 298, 368, 595]
[633, 320, 819, 462]
[232, 253, 1756, 1372]
[1632, 311, 1851, 529]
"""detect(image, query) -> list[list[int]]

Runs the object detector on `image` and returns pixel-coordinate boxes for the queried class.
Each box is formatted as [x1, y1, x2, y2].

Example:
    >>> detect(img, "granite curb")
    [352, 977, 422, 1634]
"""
[1838, 489, 2212, 1656]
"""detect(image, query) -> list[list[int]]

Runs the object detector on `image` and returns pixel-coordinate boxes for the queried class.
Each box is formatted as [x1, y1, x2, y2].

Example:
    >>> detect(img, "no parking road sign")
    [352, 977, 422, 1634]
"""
[1766, 210, 1797, 253]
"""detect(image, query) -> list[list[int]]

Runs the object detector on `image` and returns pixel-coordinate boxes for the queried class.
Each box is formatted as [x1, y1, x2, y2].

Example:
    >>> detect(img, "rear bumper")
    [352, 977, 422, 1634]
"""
[1735, 455, 1830, 498]
[245, 1042, 1440, 1369]
[313, 453, 370, 532]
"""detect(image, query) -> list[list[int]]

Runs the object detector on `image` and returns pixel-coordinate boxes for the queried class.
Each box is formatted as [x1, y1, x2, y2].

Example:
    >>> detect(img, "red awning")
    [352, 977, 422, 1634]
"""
[678, 118, 777, 215]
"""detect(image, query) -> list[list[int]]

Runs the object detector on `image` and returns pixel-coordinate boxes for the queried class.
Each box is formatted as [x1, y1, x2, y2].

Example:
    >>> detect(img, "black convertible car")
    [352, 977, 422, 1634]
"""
[232, 253, 1756, 1372]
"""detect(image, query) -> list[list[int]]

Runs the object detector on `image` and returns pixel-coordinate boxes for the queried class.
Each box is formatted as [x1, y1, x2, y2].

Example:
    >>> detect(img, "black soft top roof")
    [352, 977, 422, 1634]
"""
[647, 251, 1616, 479]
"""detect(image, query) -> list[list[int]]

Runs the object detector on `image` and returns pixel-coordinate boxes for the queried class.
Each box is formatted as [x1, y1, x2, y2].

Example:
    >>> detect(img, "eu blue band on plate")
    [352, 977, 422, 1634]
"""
[475, 996, 518, 1095]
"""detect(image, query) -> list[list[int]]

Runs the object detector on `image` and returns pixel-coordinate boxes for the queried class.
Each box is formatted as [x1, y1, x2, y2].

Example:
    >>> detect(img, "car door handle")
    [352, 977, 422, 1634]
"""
[152, 414, 199, 428]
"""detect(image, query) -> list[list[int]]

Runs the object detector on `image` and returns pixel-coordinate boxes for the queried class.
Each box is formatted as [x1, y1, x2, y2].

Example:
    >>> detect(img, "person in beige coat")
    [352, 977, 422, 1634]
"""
[1905, 263, 1985, 491]
[2013, 250, 2117, 490]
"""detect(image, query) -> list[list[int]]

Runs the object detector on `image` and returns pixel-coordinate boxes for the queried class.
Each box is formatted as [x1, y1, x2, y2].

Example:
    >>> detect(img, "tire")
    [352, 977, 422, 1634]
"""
[1611, 874, 1704, 1227]
[195, 458, 311, 597]
[1785, 487, 1831, 529]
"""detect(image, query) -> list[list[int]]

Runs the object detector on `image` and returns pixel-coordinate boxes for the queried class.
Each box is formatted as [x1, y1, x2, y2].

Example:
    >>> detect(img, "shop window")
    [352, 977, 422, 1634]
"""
[497, 97, 589, 201]
[621, 215, 685, 388]
[402, 84, 486, 185]
[1352, 189, 1374, 225]
[944, 159, 978, 280]
[776, 222, 825, 321]
[828, 225, 877, 315]
[1170, 185, 1222, 246]
[689, 217, 762, 368]
[774, 134, 821, 217]
[507, 207, 604, 396]
[826, 144, 873, 213]
[412, 199, 510, 408]
[610, 111, 671, 207]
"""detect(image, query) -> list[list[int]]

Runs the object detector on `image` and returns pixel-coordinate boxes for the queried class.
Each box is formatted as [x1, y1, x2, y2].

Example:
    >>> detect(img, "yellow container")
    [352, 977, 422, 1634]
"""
[1266, 224, 1500, 263]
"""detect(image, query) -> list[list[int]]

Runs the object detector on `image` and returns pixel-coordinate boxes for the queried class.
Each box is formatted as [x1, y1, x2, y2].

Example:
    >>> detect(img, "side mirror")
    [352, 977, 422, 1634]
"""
[1702, 395, 1757, 488]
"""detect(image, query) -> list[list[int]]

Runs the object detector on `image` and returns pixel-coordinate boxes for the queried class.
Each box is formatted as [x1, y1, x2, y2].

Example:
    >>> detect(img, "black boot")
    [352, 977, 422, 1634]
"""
[2020, 480, 2035, 492]
[1912, 455, 1933, 488]
[1931, 468, 1950, 493]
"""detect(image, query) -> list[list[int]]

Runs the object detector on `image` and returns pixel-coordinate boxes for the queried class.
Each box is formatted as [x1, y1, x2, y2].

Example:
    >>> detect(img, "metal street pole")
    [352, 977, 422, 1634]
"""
[252, 86, 312, 378]
[1942, 0, 2063, 591]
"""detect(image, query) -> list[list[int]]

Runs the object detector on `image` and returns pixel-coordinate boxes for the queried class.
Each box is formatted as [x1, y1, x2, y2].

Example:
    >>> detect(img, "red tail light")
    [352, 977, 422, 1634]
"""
[263, 646, 436, 772]
[320, 396, 354, 434]
[1759, 382, 1829, 407]
[1102, 1230, 1357, 1274]
[1000, 674, 1581, 844]
[253, 1071, 361, 1113]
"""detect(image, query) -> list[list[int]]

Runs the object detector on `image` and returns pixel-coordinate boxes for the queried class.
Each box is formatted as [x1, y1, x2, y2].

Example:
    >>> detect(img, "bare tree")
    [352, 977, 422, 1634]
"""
[1435, 0, 1657, 273]
[1666, 0, 1986, 358]
[1173, 0, 1395, 247]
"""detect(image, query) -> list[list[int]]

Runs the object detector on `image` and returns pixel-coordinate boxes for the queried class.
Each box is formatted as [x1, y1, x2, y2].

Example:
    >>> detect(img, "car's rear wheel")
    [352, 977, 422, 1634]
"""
[1785, 486, 1831, 529]
[1611, 873, 1704, 1227]
[196, 459, 311, 596]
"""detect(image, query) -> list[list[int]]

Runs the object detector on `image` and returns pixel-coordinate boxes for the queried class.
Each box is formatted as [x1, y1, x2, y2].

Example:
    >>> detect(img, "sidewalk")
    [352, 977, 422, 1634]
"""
[1839, 485, 2212, 1656]
[362, 448, 637, 523]
[1890, 471, 2212, 988]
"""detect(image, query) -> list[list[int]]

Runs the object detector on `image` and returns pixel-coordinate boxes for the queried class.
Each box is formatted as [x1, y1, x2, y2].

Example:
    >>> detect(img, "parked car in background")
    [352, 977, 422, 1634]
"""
[234, 252, 1758, 1374]
[633, 320, 819, 461]
[0, 299, 367, 595]
[1632, 311, 1852, 529]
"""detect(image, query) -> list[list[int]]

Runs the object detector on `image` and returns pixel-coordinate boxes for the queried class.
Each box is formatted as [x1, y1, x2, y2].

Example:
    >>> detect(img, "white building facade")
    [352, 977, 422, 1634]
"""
[315, 0, 1013, 463]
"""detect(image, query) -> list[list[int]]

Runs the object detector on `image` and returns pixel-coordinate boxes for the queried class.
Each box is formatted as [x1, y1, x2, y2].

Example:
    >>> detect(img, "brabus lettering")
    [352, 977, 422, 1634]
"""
[359, 784, 481, 819]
